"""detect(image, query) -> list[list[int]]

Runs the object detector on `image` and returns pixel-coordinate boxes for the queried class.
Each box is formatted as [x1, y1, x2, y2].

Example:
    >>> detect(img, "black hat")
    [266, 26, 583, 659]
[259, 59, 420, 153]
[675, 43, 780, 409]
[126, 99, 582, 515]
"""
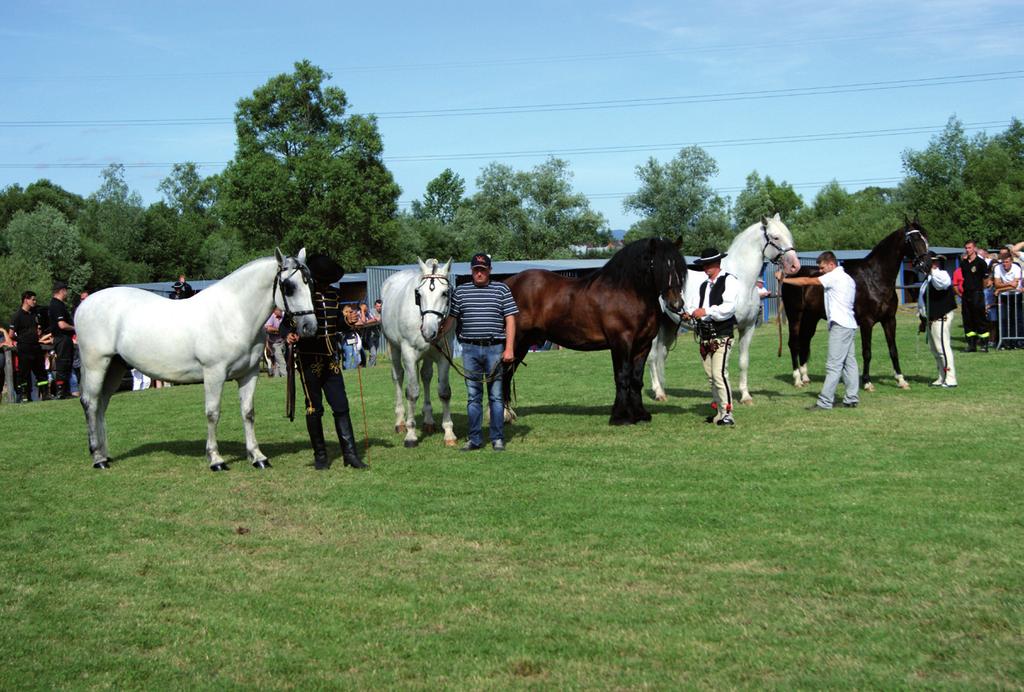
[687, 247, 727, 270]
[929, 251, 947, 264]
[306, 254, 344, 284]
[470, 252, 492, 270]
[52, 280, 68, 292]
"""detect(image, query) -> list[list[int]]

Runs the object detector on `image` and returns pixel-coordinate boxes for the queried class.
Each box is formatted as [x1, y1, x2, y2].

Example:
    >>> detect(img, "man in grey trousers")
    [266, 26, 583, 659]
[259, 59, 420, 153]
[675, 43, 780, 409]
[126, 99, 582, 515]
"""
[780, 251, 860, 410]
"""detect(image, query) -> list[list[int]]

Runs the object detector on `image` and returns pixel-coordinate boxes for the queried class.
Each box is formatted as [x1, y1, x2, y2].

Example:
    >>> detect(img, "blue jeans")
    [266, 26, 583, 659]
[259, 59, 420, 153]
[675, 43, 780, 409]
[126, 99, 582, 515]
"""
[342, 342, 360, 370]
[462, 343, 505, 446]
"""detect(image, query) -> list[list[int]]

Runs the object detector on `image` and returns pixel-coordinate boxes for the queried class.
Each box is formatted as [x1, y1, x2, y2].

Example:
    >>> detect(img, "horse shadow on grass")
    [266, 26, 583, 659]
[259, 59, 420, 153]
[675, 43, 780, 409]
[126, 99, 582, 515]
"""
[113, 436, 399, 465]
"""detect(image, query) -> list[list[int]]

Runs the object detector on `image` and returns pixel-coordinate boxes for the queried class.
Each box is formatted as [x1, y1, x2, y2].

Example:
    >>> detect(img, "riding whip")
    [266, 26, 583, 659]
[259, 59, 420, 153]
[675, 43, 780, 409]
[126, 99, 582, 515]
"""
[285, 342, 296, 421]
[355, 363, 371, 464]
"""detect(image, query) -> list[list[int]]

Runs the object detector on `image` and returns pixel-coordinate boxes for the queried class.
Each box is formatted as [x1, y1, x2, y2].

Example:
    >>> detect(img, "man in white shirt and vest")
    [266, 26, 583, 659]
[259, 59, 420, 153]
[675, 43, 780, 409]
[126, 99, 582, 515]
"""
[919, 252, 958, 387]
[682, 247, 739, 426]
[781, 251, 860, 410]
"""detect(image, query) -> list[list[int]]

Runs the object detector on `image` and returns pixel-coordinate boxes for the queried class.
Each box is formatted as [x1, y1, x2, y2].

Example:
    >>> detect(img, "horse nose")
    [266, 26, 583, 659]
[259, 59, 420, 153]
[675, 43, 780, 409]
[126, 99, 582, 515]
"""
[300, 319, 317, 337]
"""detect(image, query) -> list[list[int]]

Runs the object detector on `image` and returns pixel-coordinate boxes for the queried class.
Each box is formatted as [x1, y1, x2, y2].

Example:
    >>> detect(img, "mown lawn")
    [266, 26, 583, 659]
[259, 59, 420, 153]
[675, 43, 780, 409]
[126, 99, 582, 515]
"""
[1, 314, 1021, 688]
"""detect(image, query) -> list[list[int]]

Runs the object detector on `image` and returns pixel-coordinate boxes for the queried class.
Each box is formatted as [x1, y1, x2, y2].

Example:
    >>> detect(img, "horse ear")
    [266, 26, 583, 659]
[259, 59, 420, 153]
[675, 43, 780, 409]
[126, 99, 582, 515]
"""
[761, 215, 769, 227]
[297, 247, 307, 263]
[417, 257, 429, 274]
[441, 258, 452, 275]
[773, 212, 781, 222]
[275, 247, 284, 264]
[903, 213, 911, 227]
[674, 236, 683, 249]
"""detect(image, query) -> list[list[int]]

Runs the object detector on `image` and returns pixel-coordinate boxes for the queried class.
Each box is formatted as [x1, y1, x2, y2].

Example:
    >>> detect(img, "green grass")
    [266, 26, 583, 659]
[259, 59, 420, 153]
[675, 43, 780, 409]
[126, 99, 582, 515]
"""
[1, 314, 1022, 688]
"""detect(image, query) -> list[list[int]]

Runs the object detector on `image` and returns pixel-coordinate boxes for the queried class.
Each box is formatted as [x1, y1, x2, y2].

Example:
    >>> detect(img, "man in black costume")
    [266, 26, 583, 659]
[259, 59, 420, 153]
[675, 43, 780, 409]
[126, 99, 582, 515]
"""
[284, 254, 367, 470]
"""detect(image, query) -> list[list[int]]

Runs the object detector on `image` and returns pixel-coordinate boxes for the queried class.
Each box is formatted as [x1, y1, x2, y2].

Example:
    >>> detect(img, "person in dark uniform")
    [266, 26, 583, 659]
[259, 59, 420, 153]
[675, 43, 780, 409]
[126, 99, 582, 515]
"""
[169, 274, 195, 300]
[9, 290, 49, 402]
[959, 240, 990, 352]
[682, 248, 739, 426]
[48, 280, 76, 399]
[283, 254, 367, 470]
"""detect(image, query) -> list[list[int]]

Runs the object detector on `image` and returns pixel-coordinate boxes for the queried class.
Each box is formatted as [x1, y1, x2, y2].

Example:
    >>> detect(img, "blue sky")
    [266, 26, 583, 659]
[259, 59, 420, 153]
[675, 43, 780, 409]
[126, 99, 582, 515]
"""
[3, 0, 1023, 231]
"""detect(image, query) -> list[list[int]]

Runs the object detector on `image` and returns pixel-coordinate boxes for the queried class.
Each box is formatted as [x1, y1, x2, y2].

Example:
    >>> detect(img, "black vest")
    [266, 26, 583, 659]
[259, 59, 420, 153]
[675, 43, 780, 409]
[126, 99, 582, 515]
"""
[698, 273, 737, 337]
[924, 281, 956, 320]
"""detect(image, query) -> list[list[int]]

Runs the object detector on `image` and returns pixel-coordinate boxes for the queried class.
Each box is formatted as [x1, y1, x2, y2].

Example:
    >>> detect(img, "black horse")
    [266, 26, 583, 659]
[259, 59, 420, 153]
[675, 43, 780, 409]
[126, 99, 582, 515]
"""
[782, 218, 931, 391]
[502, 237, 686, 425]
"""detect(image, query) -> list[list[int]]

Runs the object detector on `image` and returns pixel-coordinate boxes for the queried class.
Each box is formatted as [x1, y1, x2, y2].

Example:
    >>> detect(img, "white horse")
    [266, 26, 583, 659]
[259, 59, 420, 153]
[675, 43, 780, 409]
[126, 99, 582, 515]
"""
[75, 249, 318, 471]
[649, 214, 801, 404]
[381, 258, 457, 448]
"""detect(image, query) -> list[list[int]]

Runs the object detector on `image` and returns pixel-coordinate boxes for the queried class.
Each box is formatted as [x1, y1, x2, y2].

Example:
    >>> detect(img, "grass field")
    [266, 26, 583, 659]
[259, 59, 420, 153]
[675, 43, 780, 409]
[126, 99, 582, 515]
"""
[1, 313, 1022, 688]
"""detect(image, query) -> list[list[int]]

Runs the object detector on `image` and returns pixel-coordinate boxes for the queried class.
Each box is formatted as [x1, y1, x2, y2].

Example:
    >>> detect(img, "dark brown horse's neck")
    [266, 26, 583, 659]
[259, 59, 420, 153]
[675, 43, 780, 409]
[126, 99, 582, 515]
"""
[863, 229, 907, 283]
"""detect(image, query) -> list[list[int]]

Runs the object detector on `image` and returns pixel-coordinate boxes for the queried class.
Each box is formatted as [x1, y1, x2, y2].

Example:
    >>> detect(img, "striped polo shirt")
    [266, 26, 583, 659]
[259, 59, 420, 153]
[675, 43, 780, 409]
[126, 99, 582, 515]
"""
[450, 280, 519, 341]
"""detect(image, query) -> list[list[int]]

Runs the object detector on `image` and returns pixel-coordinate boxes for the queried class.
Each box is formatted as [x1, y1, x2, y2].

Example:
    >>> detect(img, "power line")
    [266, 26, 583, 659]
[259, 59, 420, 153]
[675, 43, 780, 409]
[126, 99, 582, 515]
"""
[1, 70, 1019, 127]
[0, 119, 1008, 170]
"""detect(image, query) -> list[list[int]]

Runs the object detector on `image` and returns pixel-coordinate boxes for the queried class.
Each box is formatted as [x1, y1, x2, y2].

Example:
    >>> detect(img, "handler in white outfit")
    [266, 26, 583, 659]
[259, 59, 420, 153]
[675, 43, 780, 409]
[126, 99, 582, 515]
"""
[920, 252, 958, 387]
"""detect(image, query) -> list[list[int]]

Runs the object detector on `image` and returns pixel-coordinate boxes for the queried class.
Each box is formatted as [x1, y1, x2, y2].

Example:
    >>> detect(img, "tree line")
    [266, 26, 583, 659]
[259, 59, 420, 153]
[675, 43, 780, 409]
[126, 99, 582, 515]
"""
[3, 59, 1023, 312]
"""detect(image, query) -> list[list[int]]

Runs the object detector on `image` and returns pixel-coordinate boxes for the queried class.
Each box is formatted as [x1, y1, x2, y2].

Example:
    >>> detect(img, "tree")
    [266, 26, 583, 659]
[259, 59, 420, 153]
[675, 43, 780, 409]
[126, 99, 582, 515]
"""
[3, 204, 91, 293]
[77, 164, 148, 278]
[412, 168, 466, 225]
[461, 158, 609, 259]
[732, 171, 804, 228]
[792, 184, 901, 250]
[217, 60, 402, 269]
[0, 180, 85, 246]
[622, 147, 730, 252]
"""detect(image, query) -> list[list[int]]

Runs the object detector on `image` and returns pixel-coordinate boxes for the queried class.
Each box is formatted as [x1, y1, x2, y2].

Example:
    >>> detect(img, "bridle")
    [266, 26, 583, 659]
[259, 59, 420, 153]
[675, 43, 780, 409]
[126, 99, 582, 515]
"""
[761, 222, 795, 266]
[904, 227, 931, 272]
[273, 259, 315, 320]
[415, 273, 451, 321]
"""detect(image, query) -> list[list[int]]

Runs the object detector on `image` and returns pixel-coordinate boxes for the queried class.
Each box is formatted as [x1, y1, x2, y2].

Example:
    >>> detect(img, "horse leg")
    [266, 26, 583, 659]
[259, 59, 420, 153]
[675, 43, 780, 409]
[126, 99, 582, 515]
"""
[609, 349, 633, 426]
[503, 342, 529, 423]
[882, 317, 909, 389]
[736, 325, 756, 404]
[80, 354, 122, 468]
[389, 340, 407, 433]
[629, 349, 652, 422]
[798, 317, 818, 386]
[860, 321, 875, 392]
[203, 374, 229, 470]
[237, 368, 270, 468]
[419, 358, 435, 435]
[788, 317, 803, 387]
[400, 345, 421, 448]
[648, 323, 676, 401]
[436, 356, 457, 447]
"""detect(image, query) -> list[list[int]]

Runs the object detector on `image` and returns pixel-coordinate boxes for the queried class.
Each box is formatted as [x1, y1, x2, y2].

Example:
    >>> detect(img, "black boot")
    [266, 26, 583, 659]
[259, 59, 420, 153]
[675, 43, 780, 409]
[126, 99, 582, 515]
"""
[334, 412, 368, 469]
[53, 382, 68, 400]
[979, 337, 989, 353]
[37, 383, 50, 401]
[965, 336, 976, 353]
[306, 415, 330, 470]
[16, 384, 30, 403]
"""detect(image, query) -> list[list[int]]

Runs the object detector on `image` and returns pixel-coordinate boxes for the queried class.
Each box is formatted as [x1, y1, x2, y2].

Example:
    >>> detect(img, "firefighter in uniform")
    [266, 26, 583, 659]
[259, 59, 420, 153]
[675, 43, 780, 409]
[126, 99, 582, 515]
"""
[48, 280, 76, 399]
[959, 240, 989, 352]
[920, 252, 958, 388]
[9, 290, 49, 402]
[683, 248, 738, 426]
[284, 254, 367, 470]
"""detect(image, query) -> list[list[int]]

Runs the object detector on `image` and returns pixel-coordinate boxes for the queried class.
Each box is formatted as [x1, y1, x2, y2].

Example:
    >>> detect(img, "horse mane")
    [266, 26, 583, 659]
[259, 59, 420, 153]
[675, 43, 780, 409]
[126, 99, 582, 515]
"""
[587, 237, 677, 290]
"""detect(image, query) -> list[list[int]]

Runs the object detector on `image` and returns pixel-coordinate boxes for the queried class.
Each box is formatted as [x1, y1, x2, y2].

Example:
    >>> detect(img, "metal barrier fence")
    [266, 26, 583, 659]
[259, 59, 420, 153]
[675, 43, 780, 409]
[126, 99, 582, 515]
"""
[997, 292, 1024, 349]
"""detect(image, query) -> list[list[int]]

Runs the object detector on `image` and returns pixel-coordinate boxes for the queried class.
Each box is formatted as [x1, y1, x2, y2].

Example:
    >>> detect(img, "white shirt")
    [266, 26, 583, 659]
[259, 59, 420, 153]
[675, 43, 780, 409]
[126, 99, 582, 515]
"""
[817, 265, 857, 329]
[687, 271, 738, 322]
[918, 268, 952, 317]
[994, 262, 1022, 288]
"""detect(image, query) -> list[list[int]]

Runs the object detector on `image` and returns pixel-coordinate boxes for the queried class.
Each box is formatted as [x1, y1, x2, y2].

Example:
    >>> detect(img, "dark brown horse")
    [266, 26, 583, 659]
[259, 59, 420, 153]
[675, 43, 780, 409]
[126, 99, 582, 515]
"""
[503, 237, 686, 425]
[782, 219, 931, 391]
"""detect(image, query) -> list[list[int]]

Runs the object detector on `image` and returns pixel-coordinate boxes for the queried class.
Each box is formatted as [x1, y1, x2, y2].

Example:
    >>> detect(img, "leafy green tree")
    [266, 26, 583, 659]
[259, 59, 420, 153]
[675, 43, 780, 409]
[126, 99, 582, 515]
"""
[77, 164, 148, 279]
[732, 171, 804, 228]
[792, 184, 901, 250]
[218, 60, 402, 269]
[0, 253, 51, 314]
[154, 163, 218, 277]
[412, 168, 466, 225]
[622, 147, 730, 252]
[462, 158, 609, 259]
[0, 180, 85, 247]
[3, 204, 91, 293]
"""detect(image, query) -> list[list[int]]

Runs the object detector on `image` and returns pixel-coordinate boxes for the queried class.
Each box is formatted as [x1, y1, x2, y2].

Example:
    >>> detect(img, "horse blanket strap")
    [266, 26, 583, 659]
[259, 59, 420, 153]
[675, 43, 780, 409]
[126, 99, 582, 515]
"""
[286, 342, 296, 422]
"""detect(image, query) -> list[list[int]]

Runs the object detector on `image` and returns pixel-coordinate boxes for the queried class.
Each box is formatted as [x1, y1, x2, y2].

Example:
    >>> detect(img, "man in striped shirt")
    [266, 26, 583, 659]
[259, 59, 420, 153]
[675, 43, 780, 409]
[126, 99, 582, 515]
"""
[449, 252, 518, 452]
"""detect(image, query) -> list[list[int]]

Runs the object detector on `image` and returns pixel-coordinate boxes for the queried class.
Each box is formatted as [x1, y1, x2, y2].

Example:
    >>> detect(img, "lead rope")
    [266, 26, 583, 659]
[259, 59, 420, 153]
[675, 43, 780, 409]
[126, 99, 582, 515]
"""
[355, 363, 370, 465]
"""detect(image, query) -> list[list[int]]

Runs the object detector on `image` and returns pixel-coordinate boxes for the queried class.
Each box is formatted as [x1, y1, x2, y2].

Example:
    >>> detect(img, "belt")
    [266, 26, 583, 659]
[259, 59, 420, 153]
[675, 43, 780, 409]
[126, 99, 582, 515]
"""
[459, 338, 504, 346]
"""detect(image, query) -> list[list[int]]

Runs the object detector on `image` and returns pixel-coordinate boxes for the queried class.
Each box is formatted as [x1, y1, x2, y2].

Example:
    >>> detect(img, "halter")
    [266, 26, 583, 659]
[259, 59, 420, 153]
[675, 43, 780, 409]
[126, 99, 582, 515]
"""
[761, 222, 795, 266]
[904, 227, 931, 270]
[415, 273, 451, 320]
[273, 259, 314, 320]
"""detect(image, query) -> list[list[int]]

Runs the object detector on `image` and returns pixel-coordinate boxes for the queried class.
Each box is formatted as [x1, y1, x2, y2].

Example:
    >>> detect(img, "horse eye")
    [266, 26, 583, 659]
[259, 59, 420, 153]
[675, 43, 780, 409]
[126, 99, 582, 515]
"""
[281, 279, 295, 296]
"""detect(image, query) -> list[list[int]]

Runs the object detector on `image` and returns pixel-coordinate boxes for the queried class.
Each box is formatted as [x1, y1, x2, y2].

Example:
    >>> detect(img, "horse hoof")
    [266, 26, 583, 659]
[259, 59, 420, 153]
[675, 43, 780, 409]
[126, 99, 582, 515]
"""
[92, 461, 110, 470]
[396, 424, 407, 433]
[864, 382, 875, 392]
[252, 459, 272, 469]
[404, 439, 419, 448]
[444, 439, 457, 448]
[654, 393, 668, 402]
[741, 397, 754, 406]
[423, 424, 435, 434]
[210, 463, 229, 472]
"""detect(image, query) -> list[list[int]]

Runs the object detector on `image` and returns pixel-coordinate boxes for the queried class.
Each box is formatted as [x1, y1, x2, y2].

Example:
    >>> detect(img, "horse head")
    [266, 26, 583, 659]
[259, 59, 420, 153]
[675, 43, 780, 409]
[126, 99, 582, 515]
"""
[415, 257, 452, 342]
[273, 247, 318, 337]
[902, 215, 932, 275]
[761, 213, 801, 275]
[653, 237, 686, 314]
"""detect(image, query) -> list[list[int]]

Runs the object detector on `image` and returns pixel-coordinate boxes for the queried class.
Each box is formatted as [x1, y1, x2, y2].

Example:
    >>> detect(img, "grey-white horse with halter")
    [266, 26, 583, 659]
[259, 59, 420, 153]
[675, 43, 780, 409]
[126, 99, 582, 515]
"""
[381, 258, 458, 448]
[76, 249, 318, 471]
[649, 214, 801, 404]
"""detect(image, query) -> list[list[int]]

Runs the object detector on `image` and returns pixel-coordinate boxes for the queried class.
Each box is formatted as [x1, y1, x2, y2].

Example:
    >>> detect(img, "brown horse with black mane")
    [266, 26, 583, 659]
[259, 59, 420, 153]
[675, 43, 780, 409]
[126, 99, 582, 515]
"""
[502, 236, 686, 425]
[782, 218, 931, 391]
